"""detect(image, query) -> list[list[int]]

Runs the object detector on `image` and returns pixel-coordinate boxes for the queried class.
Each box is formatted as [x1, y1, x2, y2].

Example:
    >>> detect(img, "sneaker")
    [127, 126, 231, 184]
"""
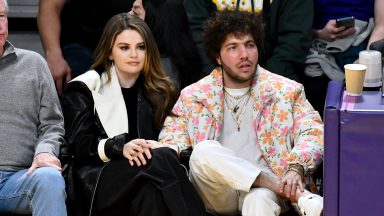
[298, 194, 323, 216]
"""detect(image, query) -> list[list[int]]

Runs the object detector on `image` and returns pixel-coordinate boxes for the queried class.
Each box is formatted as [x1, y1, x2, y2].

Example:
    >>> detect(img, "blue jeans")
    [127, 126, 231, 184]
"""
[0, 167, 67, 215]
[63, 43, 94, 78]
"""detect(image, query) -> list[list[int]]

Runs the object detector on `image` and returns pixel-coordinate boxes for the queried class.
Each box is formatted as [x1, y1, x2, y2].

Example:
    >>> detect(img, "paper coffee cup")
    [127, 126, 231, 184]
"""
[344, 64, 367, 96]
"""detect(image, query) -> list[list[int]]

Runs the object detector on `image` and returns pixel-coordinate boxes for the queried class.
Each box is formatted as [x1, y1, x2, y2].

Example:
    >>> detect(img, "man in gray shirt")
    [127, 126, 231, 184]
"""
[0, 0, 67, 215]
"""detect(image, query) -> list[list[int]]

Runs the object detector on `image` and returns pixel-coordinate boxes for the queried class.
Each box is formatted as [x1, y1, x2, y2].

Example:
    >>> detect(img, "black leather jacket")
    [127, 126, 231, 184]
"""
[61, 80, 158, 216]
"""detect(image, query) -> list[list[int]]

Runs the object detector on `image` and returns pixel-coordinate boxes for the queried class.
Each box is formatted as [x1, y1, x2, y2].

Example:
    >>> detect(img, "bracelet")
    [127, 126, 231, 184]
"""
[287, 164, 304, 179]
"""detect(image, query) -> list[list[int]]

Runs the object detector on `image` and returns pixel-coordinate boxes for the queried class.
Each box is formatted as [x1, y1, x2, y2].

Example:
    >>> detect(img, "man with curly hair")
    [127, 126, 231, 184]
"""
[184, 0, 313, 82]
[159, 10, 323, 216]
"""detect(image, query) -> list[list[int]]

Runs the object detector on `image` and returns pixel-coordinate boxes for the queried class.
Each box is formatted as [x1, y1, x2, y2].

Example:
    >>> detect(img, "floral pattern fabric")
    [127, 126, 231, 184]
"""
[159, 66, 324, 177]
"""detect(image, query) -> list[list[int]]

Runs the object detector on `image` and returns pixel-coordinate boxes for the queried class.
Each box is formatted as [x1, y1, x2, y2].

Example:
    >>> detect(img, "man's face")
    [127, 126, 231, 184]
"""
[216, 33, 258, 88]
[0, 0, 8, 55]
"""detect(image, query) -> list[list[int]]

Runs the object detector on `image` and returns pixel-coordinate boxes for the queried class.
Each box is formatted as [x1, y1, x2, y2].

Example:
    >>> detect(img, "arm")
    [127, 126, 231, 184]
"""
[61, 82, 133, 164]
[263, 0, 313, 81]
[275, 84, 323, 199]
[312, 19, 356, 41]
[368, 0, 384, 46]
[288, 84, 324, 174]
[159, 95, 193, 155]
[37, 0, 71, 95]
[29, 56, 66, 173]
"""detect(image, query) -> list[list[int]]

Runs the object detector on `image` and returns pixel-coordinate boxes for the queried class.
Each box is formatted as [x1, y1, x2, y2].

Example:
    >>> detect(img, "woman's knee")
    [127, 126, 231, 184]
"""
[152, 147, 178, 162]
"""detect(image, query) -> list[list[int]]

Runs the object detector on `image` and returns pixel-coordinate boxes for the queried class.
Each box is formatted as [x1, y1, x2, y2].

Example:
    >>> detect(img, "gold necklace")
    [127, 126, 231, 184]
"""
[224, 90, 251, 131]
[224, 87, 251, 100]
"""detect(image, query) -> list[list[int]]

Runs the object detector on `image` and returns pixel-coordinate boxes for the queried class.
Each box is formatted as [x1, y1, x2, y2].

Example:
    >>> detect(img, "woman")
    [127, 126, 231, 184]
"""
[129, 0, 202, 89]
[61, 13, 205, 216]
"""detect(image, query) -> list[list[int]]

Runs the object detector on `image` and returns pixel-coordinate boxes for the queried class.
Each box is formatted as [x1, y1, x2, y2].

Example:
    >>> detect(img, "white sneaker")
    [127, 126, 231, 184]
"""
[298, 194, 323, 216]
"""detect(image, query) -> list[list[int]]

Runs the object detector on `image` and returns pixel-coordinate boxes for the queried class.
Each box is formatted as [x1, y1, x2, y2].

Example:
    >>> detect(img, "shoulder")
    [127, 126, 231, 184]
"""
[258, 67, 305, 96]
[70, 70, 102, 91]
[13, 48, 53, 79]
[179, 72, 215, 99]
[62, 80, 94, 111]
[14, 48, 46, 64]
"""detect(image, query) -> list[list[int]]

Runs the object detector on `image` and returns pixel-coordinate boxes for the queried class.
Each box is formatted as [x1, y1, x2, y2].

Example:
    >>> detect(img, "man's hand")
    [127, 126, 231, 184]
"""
[280, 170, 304, 201]
[46, 53, 72, 95]
[27, 152, 62, 174]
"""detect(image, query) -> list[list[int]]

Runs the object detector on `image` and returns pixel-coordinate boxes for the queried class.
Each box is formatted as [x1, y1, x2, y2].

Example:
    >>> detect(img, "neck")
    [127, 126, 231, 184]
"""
[224, 81, 252, 89]
[118, 75, 139, 88]
[115, 68, 140, 88]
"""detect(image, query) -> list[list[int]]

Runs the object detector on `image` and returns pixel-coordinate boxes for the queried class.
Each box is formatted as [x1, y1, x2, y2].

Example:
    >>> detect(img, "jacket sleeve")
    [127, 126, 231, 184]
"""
[264, 0, 314, 81]
[35, 57, 65, 157]
[61, 81, 129, 164]
[288, 84, 324, 174]
[159, 95, 192, 155]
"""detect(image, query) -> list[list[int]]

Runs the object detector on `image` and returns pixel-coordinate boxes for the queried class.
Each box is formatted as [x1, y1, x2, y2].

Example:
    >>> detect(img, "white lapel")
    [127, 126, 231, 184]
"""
[72, 67, 129, 137]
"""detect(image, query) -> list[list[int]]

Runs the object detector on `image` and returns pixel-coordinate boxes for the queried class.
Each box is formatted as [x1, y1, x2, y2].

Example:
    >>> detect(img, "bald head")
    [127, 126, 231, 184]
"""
[1, 0, 8, 13]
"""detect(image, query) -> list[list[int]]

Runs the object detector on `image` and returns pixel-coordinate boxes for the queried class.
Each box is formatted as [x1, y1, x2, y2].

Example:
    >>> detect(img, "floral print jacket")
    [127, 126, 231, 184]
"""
[159, 66, 324, 177]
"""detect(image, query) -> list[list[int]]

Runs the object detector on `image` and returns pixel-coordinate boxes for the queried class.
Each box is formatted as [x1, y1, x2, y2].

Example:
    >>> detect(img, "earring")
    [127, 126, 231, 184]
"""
[108, 59, 114, 67]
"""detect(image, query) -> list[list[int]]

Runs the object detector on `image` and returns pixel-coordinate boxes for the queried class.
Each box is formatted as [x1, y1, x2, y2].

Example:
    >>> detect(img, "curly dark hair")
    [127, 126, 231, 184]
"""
[203, 9, 264, 61]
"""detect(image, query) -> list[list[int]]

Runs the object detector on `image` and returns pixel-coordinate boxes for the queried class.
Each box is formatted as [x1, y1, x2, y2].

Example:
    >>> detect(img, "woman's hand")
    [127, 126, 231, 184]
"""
[313, 19, 356, 41]
[123, 139, 152, 166]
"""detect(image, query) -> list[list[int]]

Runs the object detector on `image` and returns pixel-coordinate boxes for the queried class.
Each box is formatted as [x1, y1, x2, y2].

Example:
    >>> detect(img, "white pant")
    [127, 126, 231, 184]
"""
[189, 140, 287, 216]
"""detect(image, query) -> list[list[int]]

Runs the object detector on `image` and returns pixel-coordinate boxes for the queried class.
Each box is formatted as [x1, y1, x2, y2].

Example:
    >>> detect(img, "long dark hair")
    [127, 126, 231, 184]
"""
[92, 13, 178, 128]
[143, 0, 201, 89]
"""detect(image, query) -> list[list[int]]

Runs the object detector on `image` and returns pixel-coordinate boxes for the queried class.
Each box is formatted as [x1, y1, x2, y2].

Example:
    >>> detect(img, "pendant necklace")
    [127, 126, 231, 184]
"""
[224, 88, 252, 131]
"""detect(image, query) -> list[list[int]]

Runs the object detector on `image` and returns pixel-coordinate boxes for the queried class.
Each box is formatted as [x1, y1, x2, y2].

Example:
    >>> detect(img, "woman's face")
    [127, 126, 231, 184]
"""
[109, 29, 146, 81]
[129, 0, 145, 20]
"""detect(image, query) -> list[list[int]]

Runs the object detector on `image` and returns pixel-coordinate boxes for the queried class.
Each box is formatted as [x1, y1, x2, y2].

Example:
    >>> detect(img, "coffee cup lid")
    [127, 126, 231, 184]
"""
[359, 50, 382, 64]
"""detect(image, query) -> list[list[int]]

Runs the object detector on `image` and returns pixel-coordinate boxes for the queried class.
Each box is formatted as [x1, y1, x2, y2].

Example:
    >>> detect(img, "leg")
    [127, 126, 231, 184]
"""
[95, 148, 204, 216]
[189, 140, 261, 215]
[127, 183, 170, 216]
[0, 168, 67, 216]
[239, 188, 284, 216]
[251, 169, 323, 216]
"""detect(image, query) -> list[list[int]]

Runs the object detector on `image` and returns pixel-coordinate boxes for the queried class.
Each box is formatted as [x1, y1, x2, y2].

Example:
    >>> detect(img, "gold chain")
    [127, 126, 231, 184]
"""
[224, 87, 251, 100]
[224, 90, 251, 131]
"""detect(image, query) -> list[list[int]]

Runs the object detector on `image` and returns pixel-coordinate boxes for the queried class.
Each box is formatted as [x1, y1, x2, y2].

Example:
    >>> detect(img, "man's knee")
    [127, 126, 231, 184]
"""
[31, 167, 65, 192]
[242, 188, 280, 214]
[190, 140, 220, 166]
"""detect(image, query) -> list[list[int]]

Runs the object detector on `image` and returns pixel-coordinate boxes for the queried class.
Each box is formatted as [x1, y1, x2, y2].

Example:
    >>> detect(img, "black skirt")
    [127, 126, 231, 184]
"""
[94, 147, 205, 216]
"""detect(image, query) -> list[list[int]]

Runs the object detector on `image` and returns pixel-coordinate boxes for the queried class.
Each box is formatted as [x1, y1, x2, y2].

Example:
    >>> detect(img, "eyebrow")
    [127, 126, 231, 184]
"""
[116, 41, 145, 46]
[224, 39, 255, 47]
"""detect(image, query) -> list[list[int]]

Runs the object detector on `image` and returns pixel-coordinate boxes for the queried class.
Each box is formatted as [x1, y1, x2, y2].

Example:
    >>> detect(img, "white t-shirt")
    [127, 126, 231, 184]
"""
[218, 87, 276, 177]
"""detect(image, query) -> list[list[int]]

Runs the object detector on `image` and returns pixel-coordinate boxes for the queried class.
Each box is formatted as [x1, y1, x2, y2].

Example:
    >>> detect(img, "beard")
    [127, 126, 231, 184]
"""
[221, 62, 256, 86]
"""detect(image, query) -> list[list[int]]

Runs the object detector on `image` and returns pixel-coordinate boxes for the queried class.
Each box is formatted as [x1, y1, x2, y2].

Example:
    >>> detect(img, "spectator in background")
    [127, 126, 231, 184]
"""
[304, 0, 384, 116]
[61, 13, 205, 216]
[129, 0, 201, 89]
[0, 0, 66, 215]
[37, 0, 134, 95]
[183, 0, 313, 83]
[159, 10, 324, 216]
